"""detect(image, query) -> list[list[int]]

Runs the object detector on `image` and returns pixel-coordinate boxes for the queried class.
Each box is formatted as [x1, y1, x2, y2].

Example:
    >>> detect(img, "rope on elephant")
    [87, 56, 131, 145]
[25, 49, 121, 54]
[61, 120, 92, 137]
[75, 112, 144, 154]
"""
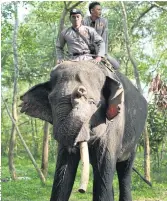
[101, 57, 116, 73]
[63, 51, 116, 73]
[89, 58, 116, 74]
[94, 59, 123, 88]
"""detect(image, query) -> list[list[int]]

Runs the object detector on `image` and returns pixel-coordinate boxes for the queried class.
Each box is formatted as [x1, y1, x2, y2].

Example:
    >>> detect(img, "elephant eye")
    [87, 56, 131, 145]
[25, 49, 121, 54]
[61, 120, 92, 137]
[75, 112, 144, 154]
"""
[88, 98, 96, 105]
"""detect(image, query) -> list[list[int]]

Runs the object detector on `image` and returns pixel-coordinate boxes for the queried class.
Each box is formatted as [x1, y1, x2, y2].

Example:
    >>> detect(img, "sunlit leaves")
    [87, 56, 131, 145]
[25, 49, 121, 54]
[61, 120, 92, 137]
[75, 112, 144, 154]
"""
[30, 1, 64, 24]
[1, 2, 15, 19]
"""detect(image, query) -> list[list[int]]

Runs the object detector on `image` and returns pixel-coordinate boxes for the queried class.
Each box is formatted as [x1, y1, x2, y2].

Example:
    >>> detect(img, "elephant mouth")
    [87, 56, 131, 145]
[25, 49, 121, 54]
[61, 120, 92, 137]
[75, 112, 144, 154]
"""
[74, 116, 106, 146]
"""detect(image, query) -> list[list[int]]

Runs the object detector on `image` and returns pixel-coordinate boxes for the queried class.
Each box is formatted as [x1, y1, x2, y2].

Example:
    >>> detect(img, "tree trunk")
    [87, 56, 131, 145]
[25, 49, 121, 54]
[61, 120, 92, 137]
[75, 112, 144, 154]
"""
[2, 95, 46, 183]
[41, 122, 50, 178]
[57, 4, 68, 39]
[34, 119, 39, 157]
[8, 2, 19, 180]
[143, 126, 151, 181]
[30, 118, 38, 158]
[120, 1, 142, 93]
[120, 1, 151, 181]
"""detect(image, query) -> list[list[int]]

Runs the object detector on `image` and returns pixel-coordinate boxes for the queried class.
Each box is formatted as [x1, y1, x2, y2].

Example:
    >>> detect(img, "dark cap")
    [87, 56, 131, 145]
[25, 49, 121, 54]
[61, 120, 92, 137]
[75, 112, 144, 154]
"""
[70, 9, 83, 16]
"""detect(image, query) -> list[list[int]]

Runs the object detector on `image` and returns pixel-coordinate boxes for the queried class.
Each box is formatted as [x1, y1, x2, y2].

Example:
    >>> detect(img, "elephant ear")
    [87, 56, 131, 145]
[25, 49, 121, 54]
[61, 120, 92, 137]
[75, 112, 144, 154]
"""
[20, 82, 53, 124]
[103, 76, 124, 120]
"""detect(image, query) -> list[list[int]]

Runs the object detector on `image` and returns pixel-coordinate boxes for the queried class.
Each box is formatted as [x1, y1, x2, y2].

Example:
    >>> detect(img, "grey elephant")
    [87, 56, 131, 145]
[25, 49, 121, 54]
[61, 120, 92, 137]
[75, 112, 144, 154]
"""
[20, 60, 147, 201]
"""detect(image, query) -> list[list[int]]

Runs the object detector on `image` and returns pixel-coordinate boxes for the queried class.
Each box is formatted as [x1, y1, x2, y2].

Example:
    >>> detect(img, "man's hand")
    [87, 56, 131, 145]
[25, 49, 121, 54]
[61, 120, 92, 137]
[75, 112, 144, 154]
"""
[56, 59, 64, 64]
[95, 56, 102, 63]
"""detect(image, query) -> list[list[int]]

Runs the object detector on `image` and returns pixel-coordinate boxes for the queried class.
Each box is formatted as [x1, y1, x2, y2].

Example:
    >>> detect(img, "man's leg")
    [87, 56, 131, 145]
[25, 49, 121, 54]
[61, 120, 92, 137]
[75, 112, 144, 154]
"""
[106, 54, 120, 70]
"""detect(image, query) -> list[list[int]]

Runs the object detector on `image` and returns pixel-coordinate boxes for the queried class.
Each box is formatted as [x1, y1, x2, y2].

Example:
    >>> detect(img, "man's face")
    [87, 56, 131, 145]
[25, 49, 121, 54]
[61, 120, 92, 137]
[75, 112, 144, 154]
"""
[91, 5, 101, 18]
[70, 14, 82, 27]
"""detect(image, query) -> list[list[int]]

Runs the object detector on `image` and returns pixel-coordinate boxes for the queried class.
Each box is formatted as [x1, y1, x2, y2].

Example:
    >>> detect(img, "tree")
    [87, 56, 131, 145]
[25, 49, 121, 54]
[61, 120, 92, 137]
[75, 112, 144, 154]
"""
[147, 74, 167, 168]
[41, 122, 50, 177]
[8, 1, 19, 180]
[2, 95, 46, 183]
[120, 1, 151, 181]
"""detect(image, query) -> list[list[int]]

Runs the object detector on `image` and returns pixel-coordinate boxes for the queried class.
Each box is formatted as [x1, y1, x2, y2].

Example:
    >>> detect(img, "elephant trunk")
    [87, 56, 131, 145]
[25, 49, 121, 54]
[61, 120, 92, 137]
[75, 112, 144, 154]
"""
[71, 86, 90, 193]
[72, 86, 91, 144]
[53, 85, 92, 147]
[53, 86, 91, 192]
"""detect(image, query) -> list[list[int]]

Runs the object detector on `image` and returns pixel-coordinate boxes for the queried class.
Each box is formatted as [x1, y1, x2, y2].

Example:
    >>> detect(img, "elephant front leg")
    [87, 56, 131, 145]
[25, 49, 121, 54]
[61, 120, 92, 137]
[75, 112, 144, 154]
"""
[50, 145, 80, 201]
[116, 151, 136, 201]
[89, 142, 116, 201]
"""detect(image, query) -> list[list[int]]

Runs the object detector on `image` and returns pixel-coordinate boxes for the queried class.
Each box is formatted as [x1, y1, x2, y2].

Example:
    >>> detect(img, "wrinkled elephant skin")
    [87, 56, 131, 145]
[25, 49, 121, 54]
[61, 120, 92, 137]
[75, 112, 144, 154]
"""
[20, 61, 147, 201]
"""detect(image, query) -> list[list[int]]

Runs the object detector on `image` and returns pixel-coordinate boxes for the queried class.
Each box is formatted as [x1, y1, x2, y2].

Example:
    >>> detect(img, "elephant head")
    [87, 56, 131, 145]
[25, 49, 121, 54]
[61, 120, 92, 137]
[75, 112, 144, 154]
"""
[20, 61, 123, 148]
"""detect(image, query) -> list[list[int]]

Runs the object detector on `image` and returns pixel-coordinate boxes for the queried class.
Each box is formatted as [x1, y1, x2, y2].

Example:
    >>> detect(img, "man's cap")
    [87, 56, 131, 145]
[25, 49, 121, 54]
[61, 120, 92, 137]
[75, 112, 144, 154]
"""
[70, 9, 83, 16]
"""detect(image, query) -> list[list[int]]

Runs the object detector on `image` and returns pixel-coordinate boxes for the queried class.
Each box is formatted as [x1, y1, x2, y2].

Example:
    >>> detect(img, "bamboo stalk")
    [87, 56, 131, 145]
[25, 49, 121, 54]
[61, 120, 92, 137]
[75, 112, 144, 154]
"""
[78, 141, 89, 193]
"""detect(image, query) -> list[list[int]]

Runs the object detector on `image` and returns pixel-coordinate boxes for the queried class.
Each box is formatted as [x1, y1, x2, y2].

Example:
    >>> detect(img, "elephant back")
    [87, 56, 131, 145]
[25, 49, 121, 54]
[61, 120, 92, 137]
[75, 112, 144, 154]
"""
[116, 71, 148, 159]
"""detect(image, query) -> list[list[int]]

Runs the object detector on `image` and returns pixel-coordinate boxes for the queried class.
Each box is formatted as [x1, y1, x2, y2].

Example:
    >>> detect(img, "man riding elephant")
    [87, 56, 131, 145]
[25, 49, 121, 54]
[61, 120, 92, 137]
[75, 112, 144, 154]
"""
[56, 9, 105, 64]
[83, 2, 120, 70]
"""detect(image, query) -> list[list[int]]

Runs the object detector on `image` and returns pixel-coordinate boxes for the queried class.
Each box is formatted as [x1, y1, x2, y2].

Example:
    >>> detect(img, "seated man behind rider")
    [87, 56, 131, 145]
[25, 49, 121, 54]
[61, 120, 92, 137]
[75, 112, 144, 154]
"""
[56, 9, 105, 64]
[82, 2, 120, 70]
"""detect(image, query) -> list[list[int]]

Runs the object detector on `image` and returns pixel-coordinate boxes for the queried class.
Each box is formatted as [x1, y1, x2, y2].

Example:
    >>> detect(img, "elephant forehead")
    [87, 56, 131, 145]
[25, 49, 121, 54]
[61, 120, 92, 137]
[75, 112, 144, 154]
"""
[51, 62, 105, 90]
[77, 70, 105, 90]
[51, 61, 105, 79]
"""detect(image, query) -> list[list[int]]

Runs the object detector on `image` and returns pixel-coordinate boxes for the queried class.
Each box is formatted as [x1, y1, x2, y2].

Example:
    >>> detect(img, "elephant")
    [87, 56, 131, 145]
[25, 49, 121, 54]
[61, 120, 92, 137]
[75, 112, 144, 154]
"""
[20, 60, 147, 201]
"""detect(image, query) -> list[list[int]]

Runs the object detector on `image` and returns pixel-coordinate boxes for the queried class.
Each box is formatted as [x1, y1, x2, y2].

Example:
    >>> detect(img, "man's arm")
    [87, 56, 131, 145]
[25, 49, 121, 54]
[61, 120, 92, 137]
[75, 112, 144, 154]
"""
[56, 30, 66, 64]
[91, 28, 105, 59]
[101, 18, 108, 55]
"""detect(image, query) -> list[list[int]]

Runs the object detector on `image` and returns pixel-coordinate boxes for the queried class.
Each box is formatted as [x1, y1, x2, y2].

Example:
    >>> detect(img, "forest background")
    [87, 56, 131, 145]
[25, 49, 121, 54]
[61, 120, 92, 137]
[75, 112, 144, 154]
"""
[1, 1, 167, 201]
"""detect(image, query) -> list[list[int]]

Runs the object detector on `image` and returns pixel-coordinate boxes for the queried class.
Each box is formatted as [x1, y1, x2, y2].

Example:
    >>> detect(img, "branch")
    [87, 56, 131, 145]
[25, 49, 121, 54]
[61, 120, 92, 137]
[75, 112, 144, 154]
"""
[120, 1, 142, 93]
[132, 167, 152, 187]
[2, 94, 46, 184]
[64, 1, 67, 9]
[150, 50, 167, 73]
[18, 120, 30, 127]
[131, 4, 155, 31]
[152, 2, 167, 12]
[64, 1, 71, 9]
[68, 1, 84, 11]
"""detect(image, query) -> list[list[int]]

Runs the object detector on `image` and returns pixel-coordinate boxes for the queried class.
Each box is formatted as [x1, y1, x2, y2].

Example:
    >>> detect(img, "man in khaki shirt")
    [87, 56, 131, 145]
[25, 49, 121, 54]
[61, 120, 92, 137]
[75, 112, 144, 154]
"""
[83, 2, 120, 70]
[56, 9, 105, 64]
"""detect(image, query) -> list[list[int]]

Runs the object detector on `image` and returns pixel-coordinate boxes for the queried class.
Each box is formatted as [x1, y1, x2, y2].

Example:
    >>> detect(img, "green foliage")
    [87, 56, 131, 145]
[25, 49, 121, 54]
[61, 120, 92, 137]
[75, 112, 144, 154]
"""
[30, 1, 64, 24]
[1, 2, 15, 19]
[147, 104, 167, 167]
